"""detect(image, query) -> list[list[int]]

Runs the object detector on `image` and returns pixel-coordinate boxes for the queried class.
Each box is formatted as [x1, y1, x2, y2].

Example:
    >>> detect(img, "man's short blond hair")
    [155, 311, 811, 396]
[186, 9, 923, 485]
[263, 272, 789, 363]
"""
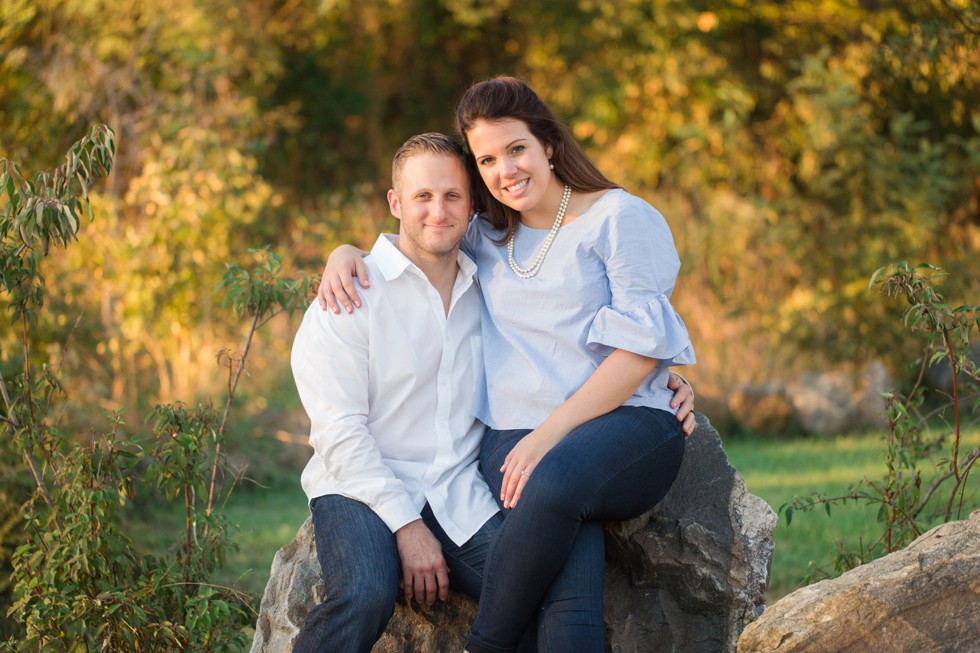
[391, 132, 468, 193]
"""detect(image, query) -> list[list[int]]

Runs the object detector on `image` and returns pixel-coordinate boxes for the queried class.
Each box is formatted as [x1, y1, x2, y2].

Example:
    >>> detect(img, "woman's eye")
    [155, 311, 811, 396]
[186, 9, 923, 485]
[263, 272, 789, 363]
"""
[511, 145, 525, 154]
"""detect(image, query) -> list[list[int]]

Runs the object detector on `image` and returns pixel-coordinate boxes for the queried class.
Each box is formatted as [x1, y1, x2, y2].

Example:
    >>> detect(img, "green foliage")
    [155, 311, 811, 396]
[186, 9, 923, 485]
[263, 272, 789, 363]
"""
[2, 0, 977, 408]
[6, 423, 251, 651]
[1, 125, 113, 255]
[781, 262, 979, 578]
[0, 129, 314, 647]
[1, 125, 114, 321]
[218, 247, 316, 323]
[1, 128, 118, 637]
[148, 402, 233, 570]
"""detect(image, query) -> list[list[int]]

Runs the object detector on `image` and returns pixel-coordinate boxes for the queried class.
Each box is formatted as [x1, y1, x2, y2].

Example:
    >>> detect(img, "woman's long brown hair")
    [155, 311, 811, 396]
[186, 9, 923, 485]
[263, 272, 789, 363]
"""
[455, 76, 619, 243]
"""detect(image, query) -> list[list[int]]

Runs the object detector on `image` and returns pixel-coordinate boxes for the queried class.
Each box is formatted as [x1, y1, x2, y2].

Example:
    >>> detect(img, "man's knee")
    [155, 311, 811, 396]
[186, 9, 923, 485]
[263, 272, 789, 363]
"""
[325, 572, 399, 624]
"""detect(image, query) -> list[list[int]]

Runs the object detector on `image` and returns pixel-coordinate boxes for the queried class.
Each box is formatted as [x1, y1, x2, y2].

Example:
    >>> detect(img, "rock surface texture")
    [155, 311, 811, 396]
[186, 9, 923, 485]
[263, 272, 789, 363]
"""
[250, 414, 776, 653]
[737, 509, 980, 653]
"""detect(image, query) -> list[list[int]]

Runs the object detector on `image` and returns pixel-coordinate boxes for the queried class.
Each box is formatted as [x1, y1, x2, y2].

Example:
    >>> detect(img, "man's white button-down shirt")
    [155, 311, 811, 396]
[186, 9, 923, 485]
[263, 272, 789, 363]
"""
[291, 234, 498, 545]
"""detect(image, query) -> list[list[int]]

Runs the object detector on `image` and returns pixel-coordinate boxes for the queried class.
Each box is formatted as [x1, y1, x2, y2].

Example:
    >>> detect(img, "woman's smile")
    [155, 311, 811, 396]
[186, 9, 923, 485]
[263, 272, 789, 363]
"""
[466, 118, 562, 226]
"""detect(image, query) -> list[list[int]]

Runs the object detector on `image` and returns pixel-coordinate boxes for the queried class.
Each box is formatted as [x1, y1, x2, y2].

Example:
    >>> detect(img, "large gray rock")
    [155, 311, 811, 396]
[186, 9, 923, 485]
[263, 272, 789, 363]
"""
[786, 362, 891, 436]
[737, 510, 980, 653]
[250, 515, 477, 652]
[251, 414, 776, 653]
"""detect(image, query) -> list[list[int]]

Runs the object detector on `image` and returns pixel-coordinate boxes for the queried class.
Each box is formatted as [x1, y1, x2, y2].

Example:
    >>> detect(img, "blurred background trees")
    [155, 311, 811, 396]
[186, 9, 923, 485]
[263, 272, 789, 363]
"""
[3, 0, 976, 416]
[1, 0, 978, 637]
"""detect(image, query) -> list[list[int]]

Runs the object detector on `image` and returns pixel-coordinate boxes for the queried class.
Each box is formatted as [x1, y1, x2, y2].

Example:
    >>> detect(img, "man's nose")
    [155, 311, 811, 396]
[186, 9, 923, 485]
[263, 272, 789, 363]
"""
[431, 199, 448, 218]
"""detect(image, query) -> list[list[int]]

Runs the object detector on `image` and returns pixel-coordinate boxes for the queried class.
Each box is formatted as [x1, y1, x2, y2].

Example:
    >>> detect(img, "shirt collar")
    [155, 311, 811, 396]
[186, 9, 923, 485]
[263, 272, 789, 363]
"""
[371, 233, 477, 283]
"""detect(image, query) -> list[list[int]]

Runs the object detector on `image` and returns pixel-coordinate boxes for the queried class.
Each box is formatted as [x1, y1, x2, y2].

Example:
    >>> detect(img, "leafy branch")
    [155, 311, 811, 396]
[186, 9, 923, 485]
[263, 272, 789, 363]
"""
[781, 262, 979, 575]
[204, 247, 315, 534]
[1, 125, 115, 519]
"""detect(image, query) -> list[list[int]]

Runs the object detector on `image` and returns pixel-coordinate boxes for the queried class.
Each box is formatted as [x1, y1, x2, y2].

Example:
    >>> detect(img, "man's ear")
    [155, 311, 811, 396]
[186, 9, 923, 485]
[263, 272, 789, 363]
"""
[387, 189, 401, 221]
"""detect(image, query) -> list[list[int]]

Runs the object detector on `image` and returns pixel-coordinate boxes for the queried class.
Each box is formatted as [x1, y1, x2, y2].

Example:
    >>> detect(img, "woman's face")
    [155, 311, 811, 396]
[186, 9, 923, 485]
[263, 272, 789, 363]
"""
[466, 118, 554, 215]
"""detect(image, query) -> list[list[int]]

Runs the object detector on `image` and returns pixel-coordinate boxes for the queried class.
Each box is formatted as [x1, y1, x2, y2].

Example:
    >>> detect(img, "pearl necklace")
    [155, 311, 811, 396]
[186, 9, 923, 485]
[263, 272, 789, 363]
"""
[507, 185, 571, 279]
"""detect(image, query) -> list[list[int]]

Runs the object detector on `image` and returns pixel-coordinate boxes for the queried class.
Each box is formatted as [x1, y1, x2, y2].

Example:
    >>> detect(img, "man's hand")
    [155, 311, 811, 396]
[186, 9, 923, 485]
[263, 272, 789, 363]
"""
[394, 519, 450, 606]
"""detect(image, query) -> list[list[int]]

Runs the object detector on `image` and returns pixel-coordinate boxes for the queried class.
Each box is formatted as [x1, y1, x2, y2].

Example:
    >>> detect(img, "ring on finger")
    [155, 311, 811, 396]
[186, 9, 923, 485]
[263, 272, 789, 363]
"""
[520, 469, 531, 478]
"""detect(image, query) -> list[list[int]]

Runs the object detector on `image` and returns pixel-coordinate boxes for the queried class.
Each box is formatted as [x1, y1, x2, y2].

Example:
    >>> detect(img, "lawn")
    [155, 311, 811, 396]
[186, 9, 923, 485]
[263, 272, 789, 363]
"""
[128, 478, 311, 624]
[161, 426, 979, 636]
[214, 481, 311, 605]
[725, 427, 980, 601]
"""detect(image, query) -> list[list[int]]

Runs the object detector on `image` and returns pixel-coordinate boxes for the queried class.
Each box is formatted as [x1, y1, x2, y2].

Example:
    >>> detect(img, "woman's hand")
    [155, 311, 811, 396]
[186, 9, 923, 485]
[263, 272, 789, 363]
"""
[668, 372, 696, 436]
[317, 245, 370, 313]
[499, 428, 565, 509]
[498, 362, 695, 509]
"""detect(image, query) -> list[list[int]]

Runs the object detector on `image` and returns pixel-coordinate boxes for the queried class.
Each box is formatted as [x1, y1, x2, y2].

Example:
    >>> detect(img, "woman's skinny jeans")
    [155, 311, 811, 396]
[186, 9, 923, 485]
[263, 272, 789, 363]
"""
[465, 405, 685, 653]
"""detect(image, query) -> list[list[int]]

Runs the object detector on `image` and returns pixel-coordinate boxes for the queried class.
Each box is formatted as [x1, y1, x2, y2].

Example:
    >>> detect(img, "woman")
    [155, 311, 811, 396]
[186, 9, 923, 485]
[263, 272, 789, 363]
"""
[320, 77, 695, 653]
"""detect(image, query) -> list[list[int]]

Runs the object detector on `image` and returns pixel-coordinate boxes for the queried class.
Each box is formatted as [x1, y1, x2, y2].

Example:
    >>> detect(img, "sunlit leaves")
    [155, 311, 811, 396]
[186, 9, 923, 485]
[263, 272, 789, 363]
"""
[0, 124, 114, 337]
[217, 247, 315, 324]
[3, 0, 976, 402]
[1, 125, 114, 258]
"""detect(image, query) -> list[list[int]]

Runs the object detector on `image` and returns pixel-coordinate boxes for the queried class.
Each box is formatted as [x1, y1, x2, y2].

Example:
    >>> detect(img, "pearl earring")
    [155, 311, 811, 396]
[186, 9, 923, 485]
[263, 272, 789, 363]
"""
[549, 162, 554, 170]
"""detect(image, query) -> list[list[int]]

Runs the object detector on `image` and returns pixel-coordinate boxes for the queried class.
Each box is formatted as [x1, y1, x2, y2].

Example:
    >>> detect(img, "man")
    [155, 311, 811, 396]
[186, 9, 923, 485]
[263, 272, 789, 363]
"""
[291, 133, 694, 652]
[291, 133, 496, 652]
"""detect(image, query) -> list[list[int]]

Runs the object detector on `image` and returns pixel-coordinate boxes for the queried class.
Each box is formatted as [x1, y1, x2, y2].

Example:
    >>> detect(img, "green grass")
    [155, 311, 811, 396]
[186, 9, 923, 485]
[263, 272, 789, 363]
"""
[215, 481, 311, 604]
[128, 480, 310, 617]
[126, 479, 308, 650]
[133, 427, 980, 629]
[725, 427, 980, 601]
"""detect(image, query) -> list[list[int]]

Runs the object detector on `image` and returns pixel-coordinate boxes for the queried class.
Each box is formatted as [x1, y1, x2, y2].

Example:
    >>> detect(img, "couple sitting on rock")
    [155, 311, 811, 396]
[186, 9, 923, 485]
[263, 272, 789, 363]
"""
[290, 76, 697, 653]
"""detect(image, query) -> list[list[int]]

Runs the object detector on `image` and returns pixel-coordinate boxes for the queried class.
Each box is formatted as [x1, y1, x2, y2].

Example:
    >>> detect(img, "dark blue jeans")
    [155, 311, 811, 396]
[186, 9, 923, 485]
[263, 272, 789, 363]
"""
[292, 493, 604, 652]
[293, 495, 502, 653]
[466, 406, 685, 653]
[480, 450, 607, 653]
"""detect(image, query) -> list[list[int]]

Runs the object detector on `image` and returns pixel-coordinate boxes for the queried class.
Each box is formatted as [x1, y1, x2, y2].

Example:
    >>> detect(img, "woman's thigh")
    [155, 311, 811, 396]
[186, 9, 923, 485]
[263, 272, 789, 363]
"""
[490, 406, 685, 522]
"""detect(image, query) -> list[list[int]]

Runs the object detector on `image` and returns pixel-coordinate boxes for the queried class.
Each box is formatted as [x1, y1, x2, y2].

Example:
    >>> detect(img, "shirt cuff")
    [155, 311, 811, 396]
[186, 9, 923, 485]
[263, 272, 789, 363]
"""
[587, 294, 696, 365]
[372, 494, 422, 535]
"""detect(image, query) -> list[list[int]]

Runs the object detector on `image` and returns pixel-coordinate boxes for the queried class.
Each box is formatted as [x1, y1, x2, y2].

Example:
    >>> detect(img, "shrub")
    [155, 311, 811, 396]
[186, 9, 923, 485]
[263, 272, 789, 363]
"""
[782, 262, 979, 577]
[1, 127, 313, 648]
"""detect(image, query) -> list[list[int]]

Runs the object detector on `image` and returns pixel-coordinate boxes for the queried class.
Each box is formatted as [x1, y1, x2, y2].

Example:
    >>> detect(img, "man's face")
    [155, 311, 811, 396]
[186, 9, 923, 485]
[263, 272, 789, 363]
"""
[388, 153, 472, 264]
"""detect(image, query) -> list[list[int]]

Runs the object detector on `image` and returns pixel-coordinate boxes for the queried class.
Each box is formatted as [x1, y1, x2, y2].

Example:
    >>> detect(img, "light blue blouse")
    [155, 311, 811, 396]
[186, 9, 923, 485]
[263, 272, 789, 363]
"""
[461, 188, 695, 431]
